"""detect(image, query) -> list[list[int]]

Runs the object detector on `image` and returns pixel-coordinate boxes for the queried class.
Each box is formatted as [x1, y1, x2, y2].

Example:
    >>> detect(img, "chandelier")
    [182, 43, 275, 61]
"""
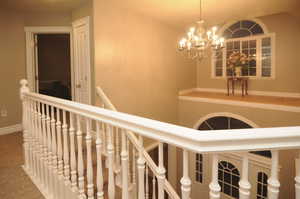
[178, 0, 225, 60]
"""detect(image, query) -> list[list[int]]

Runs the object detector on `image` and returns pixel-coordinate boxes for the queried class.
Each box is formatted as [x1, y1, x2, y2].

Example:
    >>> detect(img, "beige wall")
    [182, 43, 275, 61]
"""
[0, 9, 26, 127]
[0, 8, 72, 128]
[178, 99, 300, 199]
[93, 1, 197, 124]
[197, 13, 300, 93]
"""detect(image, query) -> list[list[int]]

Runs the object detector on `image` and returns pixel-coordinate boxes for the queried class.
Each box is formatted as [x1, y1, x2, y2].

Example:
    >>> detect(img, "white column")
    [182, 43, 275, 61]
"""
[132, 147, 137, 199]
[86, 118, 94, 199]
[157, 142, 166, 199]
[121, 129, 129, 199]
[209, 154, 221, 199]
[268, 150, 280, 199]
[62, 110, 70, 185]
[96, 122, 104, 199]
[295, 151, 300, 199]
[107, 125, 115, 199]
[76, 115, 85, 198]
[239, 153, 251, 199]
[69, 113, 77, 190]
[137, 136, 145, 199]
[180, 149, 191, 199]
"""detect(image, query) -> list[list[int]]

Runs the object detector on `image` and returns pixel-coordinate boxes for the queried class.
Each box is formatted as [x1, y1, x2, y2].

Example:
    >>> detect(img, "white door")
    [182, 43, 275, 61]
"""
[72, 16, 91, 104]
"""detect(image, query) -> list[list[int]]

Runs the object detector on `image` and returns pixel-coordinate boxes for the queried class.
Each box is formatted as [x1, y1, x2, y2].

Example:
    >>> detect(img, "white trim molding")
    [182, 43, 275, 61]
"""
[24, 26, 73, 93]
[179, 95, 300, 113]
[0, 124, 22, 135]
[179, 88, 300, 98]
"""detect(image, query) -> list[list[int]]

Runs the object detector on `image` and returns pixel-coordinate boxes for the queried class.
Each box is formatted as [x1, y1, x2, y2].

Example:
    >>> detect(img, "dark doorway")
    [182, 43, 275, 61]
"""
[36, 34, 71, 100]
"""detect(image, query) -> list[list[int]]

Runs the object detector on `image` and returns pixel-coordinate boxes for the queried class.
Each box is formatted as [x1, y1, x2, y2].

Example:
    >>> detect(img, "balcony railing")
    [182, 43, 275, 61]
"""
[20, 79, 300, 199]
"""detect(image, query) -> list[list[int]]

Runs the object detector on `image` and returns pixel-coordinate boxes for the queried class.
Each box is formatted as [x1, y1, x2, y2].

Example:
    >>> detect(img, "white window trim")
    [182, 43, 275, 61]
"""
[211, 33, 276, 80]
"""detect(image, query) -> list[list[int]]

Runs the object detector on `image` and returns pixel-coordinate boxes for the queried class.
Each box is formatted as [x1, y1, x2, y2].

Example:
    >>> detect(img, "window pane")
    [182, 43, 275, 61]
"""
[224, 183, 231, 195]
[232, 187, 239, 198]
[262, 37, 271, 47]
[251, 24, 264, 35]
[232, 29, 251, 38]
[229, 21, 241, 32]
[241, 20, 256, 29]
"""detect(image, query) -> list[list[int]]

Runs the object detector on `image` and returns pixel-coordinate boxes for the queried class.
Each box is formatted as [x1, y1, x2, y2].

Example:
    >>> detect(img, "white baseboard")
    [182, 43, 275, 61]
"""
[179, 88, 300, 98]
[0, 124, 22, 135]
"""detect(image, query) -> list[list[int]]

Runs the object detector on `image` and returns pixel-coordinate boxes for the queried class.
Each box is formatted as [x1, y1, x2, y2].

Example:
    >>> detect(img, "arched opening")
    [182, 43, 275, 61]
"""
[194, 113, 271, 158]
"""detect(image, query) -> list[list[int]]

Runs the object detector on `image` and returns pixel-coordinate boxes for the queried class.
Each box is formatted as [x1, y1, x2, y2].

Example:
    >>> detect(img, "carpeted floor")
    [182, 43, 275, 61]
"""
[0, 132, 43, 199]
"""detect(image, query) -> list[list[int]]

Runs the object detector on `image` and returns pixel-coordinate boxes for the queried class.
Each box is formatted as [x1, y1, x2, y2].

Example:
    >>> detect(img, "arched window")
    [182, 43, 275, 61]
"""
[213, 19, 274, 78]
[197, 116, 271, 158]
[223, 20, 264, 39]
[218, 161, 240, 198]
[257, 172, 268, 199]
[195, 154, 203, 183]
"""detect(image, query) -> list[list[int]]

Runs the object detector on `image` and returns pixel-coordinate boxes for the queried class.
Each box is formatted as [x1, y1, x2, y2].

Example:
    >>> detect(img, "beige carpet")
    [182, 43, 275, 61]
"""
[0, 132, 43, 199]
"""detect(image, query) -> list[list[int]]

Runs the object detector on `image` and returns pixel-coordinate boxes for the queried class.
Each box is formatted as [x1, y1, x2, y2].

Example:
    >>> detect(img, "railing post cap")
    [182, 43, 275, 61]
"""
[20, 79, 29, 100]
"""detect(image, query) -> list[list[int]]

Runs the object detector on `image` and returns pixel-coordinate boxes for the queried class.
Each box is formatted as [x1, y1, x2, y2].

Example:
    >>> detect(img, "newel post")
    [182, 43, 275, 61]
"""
[20, 79, 30, 169]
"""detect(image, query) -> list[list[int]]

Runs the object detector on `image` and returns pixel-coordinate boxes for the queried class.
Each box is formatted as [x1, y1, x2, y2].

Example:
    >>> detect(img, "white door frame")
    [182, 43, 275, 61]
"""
[72, 16, 92, 105]
[24, 26, 75, 99]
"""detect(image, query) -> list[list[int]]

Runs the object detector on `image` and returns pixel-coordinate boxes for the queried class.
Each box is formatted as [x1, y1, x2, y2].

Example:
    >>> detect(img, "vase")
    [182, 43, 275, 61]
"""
[235, 66, 242, 77]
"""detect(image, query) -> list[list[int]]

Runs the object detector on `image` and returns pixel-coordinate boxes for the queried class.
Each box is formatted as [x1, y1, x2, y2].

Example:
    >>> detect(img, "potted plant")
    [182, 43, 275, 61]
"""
[227, 51, 249, 77]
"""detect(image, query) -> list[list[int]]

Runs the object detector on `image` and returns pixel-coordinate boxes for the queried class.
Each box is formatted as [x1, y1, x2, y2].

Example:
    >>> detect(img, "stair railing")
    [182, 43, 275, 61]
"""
[20, 79, 300, 199]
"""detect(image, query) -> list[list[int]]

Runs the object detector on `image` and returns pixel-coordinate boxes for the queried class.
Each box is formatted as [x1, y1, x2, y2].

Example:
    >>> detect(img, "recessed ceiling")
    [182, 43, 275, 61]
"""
[0, 0, 86, 12]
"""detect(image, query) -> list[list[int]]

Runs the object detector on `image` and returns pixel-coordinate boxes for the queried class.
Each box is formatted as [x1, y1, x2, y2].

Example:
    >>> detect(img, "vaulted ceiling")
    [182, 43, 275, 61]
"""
[0, 0, 299, 28]
[0, 0, 86, 12]
[116, 0, 300, 28]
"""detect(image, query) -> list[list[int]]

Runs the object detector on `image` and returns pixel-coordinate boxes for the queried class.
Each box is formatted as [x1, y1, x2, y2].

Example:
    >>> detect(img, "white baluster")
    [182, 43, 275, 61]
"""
[115, 127, 122, 187]
[107, 124, 115, 199]
[33, 100, 39, 177]
[37, 101, 44, 185]
[69, 113, 77, 190]
[180, 149, 191, 199]
[56, 108, 63, 178]
[46, 104, 53, 196]
[145, 166, 149, 199]
[62, 110, 70, 185]
[239, 153, 251, 199]
[101, 122, 107, 155]
[51, 106, 58, 197]
[86, 118, 94, 199]
[157, 142, 166, 199]
[76, 115, 85, 198]
[132, 148, 137, 199]
[268, 150, 280, 199]
[209, 154, 221, 199]
[20, 80, 29, 170]
[152, 176, 156, 199]
[27, 99, 33, 174]
[41, 103, 48, 190]
[137, 136, 145, 199]
[96, 122, 104, 199]
[121, 129, 129, 199]
[295, 151, 300, 199]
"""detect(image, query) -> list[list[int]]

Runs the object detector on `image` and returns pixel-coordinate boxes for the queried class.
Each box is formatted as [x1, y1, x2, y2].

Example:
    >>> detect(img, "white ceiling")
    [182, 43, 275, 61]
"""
[1, 0, 299, 27]
[0, 0, 86, 12]
[116, 0, 300, 29]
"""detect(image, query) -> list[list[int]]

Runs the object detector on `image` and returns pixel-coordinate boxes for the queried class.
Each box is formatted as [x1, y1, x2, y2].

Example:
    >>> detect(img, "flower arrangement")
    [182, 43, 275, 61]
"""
[227, 51, 250, 76]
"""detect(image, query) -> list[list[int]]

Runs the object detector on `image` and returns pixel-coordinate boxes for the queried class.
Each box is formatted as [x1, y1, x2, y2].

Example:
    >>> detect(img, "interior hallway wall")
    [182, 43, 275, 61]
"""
[93, 0, 197, 125]
[0, 8, 72, 128]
